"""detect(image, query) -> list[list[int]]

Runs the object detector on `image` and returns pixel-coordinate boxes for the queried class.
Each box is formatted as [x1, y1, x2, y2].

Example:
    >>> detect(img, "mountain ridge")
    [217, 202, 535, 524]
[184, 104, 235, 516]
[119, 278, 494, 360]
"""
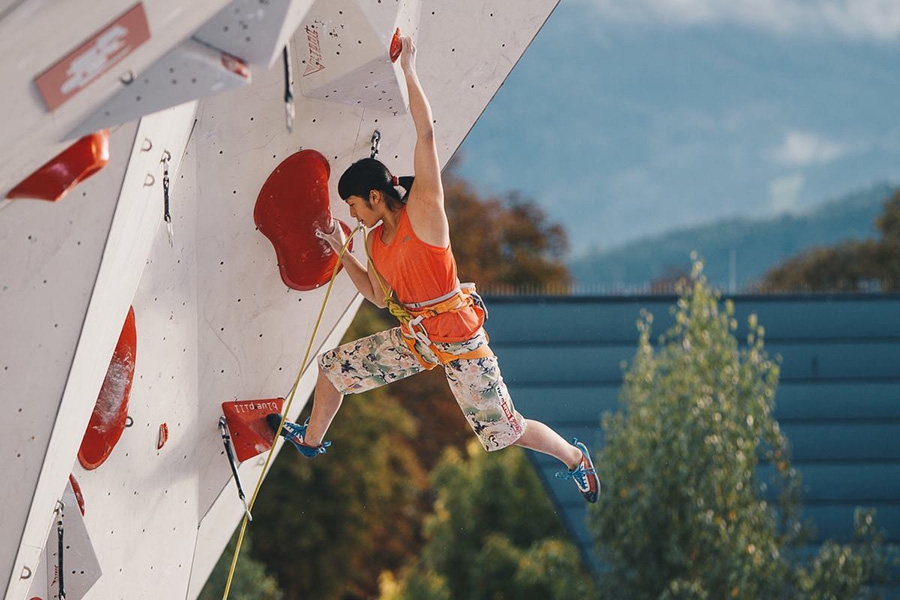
[568, 183, 897, 290]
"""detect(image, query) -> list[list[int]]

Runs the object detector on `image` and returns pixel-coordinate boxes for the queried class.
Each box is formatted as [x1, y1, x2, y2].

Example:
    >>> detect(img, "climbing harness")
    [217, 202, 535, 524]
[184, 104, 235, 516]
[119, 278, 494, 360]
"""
[221, 223, 361, 600]
[364, 234, 493, 369]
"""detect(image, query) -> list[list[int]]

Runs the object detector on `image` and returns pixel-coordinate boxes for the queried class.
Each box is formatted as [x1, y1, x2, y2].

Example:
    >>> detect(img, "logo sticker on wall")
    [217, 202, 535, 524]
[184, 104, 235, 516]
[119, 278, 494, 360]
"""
[303, 24, 325, 76]
[34, 3, 151, 111]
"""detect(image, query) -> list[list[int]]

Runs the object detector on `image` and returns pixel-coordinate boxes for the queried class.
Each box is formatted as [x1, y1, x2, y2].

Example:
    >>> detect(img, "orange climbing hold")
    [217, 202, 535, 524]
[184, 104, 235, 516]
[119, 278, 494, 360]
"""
[254, 149, 352, 291]
[7, 130, 110, 202]
[221, 398, 285, 462]
[78, 306, 136, 470]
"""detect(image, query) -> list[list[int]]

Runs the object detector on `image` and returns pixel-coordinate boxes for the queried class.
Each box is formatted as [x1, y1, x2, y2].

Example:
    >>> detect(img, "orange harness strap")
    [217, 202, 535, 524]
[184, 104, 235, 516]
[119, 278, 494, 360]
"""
[398, 331, 493, 370]
[397, 286, 493, 369]
[362, 228, 491, 369]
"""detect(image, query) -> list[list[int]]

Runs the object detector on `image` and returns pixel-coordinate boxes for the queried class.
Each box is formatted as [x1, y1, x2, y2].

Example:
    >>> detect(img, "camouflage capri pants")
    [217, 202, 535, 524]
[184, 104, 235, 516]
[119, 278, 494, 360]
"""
[319, 327, 526, 451]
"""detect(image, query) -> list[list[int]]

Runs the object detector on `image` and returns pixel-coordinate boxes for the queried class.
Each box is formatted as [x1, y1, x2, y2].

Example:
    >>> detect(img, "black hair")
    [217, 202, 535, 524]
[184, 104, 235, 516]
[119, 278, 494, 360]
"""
[337, 158, 414, 212]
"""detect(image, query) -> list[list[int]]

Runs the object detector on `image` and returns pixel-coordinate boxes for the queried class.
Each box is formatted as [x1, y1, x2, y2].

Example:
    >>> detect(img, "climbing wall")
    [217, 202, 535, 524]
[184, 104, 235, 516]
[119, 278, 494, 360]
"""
[0, 0, 560, 599]
[1, 103, 198, 600]
[1, 121, 136, 598]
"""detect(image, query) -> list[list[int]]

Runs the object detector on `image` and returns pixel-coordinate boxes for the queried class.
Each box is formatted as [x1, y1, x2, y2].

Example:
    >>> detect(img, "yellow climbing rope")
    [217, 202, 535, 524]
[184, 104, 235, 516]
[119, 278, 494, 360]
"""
[221, 223, 362, 600]
[362, 232, 412, 325]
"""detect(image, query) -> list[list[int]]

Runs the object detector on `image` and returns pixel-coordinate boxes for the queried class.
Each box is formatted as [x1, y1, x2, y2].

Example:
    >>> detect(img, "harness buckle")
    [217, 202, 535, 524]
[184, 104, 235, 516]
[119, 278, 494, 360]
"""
[407, 315, 432, 346]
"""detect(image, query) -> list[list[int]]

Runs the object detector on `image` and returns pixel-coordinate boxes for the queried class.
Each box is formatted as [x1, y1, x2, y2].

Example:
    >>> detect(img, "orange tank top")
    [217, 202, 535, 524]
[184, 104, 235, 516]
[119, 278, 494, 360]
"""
[371, 207, 484, 342]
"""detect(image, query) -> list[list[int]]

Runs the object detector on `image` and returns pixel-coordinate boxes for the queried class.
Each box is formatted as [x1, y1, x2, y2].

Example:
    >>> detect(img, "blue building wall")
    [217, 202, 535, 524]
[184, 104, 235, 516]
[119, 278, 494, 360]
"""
[483, 293, 900, 576]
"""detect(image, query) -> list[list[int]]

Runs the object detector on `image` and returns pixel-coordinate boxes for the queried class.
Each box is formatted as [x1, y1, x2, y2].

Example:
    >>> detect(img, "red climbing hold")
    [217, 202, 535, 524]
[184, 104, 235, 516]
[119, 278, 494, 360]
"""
[221, 398, 285, 463]
[254, 149, 352, 291]
[69, 474, 86, 516]
[7, 130, 110, 202]
[78, 306, 136, 470]
[390, 28, 402, 62]
[157, 423, 169, 450]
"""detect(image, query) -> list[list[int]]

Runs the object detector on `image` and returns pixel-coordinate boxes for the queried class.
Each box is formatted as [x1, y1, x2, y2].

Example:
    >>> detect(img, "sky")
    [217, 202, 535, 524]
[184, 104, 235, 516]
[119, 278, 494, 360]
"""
[455, 0, 900, 257]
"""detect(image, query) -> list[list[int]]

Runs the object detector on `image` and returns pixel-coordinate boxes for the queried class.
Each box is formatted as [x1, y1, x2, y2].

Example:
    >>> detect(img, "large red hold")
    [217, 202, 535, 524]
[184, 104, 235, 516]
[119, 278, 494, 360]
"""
[221, 399, 285, 462]
[78, 306, 136, 470]
[254, 149, 352, 291]
[7, 131, 110, 201]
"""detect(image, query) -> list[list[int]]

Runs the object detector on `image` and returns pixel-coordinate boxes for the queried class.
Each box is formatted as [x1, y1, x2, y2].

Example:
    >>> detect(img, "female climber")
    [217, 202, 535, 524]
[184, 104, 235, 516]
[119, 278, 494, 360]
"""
[272, 36, 599, 503]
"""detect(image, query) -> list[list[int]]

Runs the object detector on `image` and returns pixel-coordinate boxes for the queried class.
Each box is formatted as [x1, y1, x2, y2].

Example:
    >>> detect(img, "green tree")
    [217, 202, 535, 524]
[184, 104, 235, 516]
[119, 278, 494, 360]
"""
[763, 190, 900, 291]
[199, 532, 284, 600]
[592, 258, 894, 598]
[379, 441, 593, 600]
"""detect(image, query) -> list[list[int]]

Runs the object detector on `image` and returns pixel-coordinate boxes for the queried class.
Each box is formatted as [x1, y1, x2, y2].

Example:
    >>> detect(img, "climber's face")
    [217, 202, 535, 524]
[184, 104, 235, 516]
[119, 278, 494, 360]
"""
[346, 192, 384, 227]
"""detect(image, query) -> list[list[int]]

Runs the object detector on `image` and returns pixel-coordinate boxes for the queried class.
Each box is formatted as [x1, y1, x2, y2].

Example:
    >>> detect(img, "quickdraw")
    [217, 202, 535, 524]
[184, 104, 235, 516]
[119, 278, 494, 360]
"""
[55, 500, 66, 599]
[161, 150, 173, 247]
[283, 45, 294, 133]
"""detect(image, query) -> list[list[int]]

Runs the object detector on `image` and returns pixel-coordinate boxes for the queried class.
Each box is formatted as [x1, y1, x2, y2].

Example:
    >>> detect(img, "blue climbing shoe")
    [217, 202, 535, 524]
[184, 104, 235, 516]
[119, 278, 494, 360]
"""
[266, 413, 331, 458]
[556, 440, 600, 503]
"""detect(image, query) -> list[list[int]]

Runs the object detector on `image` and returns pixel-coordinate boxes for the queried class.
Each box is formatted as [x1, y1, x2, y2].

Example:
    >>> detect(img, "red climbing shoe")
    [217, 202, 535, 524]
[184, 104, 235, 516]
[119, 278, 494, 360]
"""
[556, 440, 600, 503]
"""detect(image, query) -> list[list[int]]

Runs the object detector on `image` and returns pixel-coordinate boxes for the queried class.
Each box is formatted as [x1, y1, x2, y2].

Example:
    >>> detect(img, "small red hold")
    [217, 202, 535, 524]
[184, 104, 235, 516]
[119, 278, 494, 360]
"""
[7, 130, 110, 202]
[390, 28, 402, 62]
[157, 423, 168, 450]
[220, 52, 251, 80]
[69, 473, 85, 516]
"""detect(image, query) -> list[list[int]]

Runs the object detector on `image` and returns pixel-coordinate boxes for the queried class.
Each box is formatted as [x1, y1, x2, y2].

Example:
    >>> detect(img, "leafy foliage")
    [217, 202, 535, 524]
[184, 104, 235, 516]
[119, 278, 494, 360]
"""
[591, 258, 896, 598]
[378, 441, 593, 600]
[444, 162, 571, 292]
[592, 258, 796, 598]
[763, 189, 900, 291]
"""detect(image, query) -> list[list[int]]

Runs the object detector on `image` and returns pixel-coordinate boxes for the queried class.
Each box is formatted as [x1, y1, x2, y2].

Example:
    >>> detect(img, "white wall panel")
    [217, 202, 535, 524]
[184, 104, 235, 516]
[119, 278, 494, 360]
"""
[0, 122, 136, 600]
[195, 0, 315, 69]
[298, 0, 420, 112]
[187, 56, 366, 519]
[3, 103, 197, 600]
[26, 480, 102, 600]
[186, 294, 362, 600]
[69, 39, 252, 140]
[71, 117, 202, 600]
